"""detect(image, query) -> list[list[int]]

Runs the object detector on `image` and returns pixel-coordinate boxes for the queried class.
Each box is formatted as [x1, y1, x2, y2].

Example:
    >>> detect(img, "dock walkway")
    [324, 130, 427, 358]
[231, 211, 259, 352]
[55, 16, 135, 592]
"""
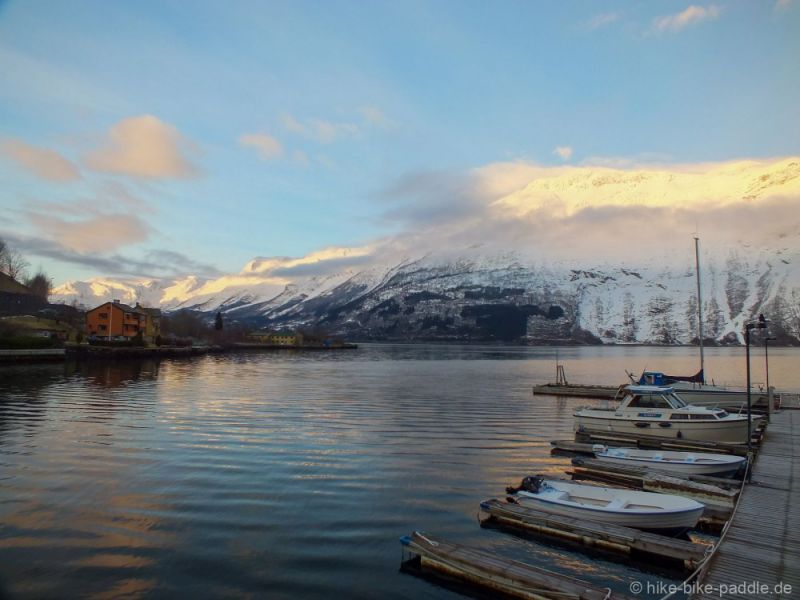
[694, 409, 799, 599]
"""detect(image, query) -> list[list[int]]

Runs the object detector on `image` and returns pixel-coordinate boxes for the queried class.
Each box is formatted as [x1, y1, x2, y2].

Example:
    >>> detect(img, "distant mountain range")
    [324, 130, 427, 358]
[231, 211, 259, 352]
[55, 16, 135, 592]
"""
[52, 245, 800, 345]
[52, 158, 800, 345]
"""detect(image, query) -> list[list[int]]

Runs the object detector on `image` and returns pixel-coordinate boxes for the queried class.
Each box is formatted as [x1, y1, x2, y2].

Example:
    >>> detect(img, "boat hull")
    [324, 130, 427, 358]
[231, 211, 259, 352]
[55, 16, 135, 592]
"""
[594, 450, 746, 476]
[514, 482, 704, 534]
[575, 413, 750, 444]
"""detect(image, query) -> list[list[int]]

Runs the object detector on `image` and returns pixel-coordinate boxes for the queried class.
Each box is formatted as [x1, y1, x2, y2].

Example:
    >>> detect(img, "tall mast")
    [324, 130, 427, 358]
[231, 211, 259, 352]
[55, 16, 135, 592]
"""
[694, 237, 705, 382]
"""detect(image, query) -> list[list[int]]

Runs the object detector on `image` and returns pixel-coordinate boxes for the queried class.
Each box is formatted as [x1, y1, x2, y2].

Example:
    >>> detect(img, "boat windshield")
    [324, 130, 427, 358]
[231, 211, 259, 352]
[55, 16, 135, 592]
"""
[665, 392, 688, 409]
[626, 392, 686, 410]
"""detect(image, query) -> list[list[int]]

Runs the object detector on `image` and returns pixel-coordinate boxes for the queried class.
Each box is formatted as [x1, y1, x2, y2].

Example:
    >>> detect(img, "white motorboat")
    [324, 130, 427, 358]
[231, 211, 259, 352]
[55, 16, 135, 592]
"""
[574, 384, 751, 444]
[508, 476, 704, 534]
[592, 444, 746, 476]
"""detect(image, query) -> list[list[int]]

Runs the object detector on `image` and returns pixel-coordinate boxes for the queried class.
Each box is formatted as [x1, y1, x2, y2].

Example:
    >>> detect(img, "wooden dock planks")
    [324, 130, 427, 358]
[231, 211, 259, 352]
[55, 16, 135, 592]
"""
[570, 432, 754, 456]
[479, 498, 708, 566]
[401, 531, 635, 600]
[533, 383, 622, 399]
[693, 409, 800, 599]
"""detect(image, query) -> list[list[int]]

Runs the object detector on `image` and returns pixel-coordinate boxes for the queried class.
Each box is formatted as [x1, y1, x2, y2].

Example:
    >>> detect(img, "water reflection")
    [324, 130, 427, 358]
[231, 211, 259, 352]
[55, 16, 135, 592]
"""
[0, 345, 798, 599]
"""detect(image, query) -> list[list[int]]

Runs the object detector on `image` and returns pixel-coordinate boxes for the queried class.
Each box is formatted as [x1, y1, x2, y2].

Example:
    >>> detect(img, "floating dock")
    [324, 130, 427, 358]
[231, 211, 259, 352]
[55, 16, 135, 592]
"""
[0, 348, 66, 362]
[569, 431, 756, 456]
[400, 531, 634, 600]
[694, 409, 800, 599]
[478, 498, 708, 568]
[533, 383, 621, 399]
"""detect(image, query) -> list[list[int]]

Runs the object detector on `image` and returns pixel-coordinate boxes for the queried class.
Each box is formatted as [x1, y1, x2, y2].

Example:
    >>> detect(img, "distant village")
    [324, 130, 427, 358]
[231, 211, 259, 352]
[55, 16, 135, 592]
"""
[0, 238, 354, 357]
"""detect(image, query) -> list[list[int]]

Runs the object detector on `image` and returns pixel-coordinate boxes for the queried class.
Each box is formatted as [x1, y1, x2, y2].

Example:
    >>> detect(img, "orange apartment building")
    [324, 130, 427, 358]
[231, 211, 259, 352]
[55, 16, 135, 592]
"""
[86, 300, 160, 341]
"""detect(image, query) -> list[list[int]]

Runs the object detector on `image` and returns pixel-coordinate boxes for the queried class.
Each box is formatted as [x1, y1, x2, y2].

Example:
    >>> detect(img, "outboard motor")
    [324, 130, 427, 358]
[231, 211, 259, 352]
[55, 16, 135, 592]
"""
[506, 475, 545, 495]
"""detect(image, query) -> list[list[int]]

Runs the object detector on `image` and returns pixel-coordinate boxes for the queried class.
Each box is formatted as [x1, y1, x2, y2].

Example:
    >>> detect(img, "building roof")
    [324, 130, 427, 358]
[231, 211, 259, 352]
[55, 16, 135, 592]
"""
[135, 303, 162, 316]
[0, 272, 33, 295]
[87, 300, 145, 315]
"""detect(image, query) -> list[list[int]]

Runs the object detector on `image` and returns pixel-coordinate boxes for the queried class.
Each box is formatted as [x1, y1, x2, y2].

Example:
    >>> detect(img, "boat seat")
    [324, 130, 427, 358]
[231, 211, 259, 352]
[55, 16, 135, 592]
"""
[545, 491, 570, 501]
[606, 498, 629, 510]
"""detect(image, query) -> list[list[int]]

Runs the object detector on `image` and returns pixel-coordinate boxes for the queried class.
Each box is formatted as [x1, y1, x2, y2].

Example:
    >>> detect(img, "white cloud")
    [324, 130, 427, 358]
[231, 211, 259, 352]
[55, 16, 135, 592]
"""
[239, 132, 284, 160]
[653, 5, 722, 33]
[84, 115, 199, 179]
[1, 139, 81, 181]
[553, 146, 573, 161]
[27, 212, 151, 253]
[281, 113, 360, 144]
[584, 12, 620, 30]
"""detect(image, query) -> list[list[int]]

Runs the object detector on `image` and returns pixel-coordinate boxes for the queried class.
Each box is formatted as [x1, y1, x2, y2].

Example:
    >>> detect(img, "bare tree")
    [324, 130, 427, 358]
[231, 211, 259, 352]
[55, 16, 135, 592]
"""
[0, 238, 29, 281]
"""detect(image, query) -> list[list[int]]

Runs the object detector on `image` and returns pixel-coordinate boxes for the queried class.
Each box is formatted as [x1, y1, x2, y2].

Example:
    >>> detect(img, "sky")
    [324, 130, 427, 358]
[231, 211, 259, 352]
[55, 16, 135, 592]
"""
[1, 0, 799, 288]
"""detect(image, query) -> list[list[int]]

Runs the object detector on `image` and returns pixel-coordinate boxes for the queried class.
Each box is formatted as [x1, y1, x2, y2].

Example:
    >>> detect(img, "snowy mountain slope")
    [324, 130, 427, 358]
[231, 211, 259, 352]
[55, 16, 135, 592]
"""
[51, 242, 800, 345]
[50, 158, 800, 344]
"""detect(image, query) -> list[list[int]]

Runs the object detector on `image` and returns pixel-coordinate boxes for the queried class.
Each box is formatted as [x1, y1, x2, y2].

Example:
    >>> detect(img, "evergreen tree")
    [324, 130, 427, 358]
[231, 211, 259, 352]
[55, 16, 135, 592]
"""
[215, 311, 224, 331]
[24, 270, 53, 300]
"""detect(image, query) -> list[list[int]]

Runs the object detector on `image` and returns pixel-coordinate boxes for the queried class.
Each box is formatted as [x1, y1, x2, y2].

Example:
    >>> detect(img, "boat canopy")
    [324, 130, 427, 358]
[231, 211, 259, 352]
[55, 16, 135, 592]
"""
[639, 370, 705, 386]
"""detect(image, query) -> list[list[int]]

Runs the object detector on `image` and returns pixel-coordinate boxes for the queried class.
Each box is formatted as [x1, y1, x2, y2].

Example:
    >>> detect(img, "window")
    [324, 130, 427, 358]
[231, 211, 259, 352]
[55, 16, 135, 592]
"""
[627, 394, 670, 409]
[99, 324, 107, 331]
[99, 312, 108, 319]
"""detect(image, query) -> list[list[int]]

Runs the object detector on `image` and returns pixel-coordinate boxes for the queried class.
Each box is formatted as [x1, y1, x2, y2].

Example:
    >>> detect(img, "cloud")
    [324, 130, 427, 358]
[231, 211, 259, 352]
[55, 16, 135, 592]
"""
[27, 212, 151, 253]
[584, 12, 620, 30]
[380, 169, 485, 227]
[1, 139, 81, 181]
[84, 115, 199, 178]
[775, 0, 792, 9]
[238, 132, 284, 160]
[553, 146, 573, 161]
[1, 232, 222, 280]
[280, 114, 360, 144]
[653, 5, 721, 33]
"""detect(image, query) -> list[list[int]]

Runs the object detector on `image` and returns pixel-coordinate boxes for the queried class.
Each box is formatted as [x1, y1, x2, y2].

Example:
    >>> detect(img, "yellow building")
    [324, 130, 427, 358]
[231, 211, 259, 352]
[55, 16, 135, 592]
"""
[247, 331, 303, 346]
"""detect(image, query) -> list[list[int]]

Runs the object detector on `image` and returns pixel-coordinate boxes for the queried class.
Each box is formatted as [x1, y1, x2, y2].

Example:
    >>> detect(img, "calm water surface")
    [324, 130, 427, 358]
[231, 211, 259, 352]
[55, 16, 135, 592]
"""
[1, 344, 798, 599]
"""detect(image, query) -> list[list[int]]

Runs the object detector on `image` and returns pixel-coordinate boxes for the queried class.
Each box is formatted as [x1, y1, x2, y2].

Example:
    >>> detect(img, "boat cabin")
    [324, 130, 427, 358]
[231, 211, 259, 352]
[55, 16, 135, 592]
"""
[624, 385, 687, 409]
[619, 385, 732, 420]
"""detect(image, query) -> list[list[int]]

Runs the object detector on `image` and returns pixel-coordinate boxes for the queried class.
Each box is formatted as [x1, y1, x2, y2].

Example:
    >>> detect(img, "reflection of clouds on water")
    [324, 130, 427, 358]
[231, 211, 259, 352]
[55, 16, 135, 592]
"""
[0, 345, 798, 597]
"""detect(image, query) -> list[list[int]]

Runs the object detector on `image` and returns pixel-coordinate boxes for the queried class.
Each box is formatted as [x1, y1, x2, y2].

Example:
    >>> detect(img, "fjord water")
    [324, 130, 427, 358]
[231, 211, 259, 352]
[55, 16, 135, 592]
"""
[1, 344, 798, 599]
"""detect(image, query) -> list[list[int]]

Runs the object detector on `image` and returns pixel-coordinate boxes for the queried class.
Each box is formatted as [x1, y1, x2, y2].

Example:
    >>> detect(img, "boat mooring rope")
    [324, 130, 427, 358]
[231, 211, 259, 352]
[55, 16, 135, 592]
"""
[656, 453, 752, 600]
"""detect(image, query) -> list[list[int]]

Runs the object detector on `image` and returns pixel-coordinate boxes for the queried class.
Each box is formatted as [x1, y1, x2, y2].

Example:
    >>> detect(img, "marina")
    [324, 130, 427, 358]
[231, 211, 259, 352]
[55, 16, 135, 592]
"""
[399, 347, 799, 600]
[402, 405, 796, 599]
[1, 344, 797, 598]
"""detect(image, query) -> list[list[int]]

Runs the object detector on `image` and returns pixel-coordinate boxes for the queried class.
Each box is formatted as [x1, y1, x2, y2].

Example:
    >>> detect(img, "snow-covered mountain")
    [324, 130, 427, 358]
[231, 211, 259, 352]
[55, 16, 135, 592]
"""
[51, 158, 800, 344]
[51, 243, 800, 345]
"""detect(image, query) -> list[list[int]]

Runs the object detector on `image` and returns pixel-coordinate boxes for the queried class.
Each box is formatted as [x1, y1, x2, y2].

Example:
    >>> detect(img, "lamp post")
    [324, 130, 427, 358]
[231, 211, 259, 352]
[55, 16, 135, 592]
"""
[765, 336, 777, 417]
[745, 314, 767, 448]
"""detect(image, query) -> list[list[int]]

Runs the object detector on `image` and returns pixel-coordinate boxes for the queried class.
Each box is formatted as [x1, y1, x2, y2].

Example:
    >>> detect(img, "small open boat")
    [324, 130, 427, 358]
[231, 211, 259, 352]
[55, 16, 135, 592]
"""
[592, 444, 746, 476]
[507, 476, 704, 534]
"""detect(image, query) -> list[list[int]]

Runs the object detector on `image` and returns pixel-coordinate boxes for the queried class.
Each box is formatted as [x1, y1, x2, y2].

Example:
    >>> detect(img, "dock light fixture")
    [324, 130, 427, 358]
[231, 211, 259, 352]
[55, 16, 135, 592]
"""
[745, 314, 767, 448]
